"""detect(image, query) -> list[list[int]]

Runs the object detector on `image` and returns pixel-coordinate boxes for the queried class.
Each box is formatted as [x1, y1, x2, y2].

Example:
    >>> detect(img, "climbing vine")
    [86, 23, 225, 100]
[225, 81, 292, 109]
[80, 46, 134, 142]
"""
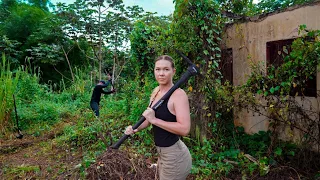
[173, 0, 226, 139]
[236, 25, 320, 153]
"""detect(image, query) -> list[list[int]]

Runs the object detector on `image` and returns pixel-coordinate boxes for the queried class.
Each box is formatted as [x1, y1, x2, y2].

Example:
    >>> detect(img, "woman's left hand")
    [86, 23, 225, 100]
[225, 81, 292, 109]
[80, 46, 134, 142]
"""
[143, 108, 157, 124]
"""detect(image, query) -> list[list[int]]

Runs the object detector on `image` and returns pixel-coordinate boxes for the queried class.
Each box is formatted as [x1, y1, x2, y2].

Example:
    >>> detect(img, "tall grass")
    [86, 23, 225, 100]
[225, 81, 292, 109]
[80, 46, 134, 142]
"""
[0, 53, 21, 136]
[70, 67, 91, 94]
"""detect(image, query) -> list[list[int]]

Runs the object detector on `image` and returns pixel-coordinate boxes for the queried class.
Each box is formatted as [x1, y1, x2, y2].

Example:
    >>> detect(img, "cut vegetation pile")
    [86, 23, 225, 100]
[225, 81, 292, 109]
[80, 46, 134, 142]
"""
[86, 148, 157, 180]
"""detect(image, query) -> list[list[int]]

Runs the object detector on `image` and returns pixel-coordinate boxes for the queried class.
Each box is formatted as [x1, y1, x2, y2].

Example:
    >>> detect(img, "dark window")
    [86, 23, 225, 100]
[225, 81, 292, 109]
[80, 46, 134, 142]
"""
[266, 39, 317, 97]
[220, 48, 233, 85]
[267, 39, 294, 69]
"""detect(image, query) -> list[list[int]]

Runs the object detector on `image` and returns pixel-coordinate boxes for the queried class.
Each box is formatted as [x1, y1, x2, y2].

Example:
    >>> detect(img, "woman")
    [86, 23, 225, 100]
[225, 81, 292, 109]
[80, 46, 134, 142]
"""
[125, 55, 192, 180]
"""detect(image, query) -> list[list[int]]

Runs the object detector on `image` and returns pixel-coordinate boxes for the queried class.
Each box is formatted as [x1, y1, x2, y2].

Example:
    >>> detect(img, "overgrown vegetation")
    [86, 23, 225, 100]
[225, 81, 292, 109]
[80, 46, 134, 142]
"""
[1, 0, 320, 179]
[0, 53, 21, 136]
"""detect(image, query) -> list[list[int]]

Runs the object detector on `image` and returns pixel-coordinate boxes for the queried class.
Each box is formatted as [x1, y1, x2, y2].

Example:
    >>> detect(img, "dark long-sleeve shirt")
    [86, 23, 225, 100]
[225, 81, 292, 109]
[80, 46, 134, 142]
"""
[90, 80, 113, 104]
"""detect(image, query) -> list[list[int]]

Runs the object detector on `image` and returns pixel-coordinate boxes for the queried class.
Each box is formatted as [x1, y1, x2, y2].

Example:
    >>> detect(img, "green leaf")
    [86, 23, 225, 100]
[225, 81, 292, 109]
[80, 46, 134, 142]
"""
[288, 151, 295, 156]
[270, 87, 275, 94]
[300, 24, 307, 30]
[283, 46, 288, 54]
[274, 147, 282, 156]
[203, 50, 209, 55]
[213, 61, 219, 68]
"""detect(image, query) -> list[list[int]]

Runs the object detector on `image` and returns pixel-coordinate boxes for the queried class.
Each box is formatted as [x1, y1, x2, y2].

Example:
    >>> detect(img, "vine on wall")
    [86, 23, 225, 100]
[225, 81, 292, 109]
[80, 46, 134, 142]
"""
[236, 25, 320, 150]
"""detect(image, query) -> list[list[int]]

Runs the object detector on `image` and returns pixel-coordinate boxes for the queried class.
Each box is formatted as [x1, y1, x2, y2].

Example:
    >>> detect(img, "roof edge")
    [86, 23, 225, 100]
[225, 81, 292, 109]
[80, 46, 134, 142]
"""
[225, 0, 320, 27]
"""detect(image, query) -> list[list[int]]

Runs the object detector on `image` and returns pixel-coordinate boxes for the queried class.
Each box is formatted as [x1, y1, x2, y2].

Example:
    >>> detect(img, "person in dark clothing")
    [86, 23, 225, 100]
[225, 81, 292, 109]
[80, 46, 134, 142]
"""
[124, 55, 192, 180]
[90, 74, 115, 117]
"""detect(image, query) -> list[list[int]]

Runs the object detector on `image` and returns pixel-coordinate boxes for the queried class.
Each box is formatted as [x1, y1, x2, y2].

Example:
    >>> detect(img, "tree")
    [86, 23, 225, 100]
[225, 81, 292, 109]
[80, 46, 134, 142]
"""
[0, 0, 18, 23]
[27, 0, 53, 12]
[55, 0, 143, 83]
[25, 14, 77, 83]
[0, 35, 22, 65]
[1, 3, 48, 44]
[130, 14, 172, 83]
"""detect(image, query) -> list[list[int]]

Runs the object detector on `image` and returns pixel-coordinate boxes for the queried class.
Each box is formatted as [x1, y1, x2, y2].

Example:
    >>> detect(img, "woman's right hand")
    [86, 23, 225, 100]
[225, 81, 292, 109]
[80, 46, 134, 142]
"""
[124, 125, 138, 135]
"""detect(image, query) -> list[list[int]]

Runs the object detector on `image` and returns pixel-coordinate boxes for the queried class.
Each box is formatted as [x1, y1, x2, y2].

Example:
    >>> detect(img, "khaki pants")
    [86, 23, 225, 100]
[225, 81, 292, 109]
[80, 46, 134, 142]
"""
[156, 140, 192, 180]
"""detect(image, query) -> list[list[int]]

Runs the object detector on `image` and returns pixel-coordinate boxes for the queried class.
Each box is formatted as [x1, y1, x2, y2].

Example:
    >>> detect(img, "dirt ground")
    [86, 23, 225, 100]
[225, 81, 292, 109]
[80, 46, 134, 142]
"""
[0, 125, 318, 180]
[0, 133, 192, 180]
[0, 132, 82, 179]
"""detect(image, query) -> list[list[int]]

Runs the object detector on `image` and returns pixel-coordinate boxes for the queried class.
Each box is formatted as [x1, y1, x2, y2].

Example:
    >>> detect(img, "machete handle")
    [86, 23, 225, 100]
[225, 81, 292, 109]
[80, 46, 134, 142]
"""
[111, 116, 146, 149]
[13, 94, 20, 130]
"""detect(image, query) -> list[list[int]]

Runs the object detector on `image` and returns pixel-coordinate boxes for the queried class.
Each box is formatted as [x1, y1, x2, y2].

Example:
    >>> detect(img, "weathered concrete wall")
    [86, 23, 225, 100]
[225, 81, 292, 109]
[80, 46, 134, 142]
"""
[223, 2, 320, 135]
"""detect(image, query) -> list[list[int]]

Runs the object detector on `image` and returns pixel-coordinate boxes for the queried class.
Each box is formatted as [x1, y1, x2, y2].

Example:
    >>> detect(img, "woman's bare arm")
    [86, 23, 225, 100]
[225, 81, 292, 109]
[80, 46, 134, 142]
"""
[143, 89, 191, 136]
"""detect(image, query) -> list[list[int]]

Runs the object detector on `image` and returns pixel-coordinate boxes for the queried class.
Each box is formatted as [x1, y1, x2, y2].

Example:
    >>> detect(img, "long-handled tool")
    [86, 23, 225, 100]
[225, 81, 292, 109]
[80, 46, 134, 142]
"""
[111, 50, 200, 149]
[13, 94, 23, 139]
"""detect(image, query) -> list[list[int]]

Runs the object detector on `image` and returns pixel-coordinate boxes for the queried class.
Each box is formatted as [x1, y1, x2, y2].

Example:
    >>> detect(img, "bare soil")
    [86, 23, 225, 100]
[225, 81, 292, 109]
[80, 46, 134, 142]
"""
[1, 124, 319, 180]
[0, 122, 82, 179]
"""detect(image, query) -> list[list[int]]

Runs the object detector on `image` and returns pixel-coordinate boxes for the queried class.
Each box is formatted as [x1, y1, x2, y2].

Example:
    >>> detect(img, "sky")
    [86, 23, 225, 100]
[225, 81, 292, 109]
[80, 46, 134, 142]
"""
[50, 0, 175, 16]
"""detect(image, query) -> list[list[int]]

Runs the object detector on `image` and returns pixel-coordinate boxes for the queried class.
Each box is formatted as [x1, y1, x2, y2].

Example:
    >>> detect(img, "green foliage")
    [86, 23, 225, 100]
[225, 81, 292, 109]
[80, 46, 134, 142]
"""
[129, 20, 158, 79]
[4, 66, 91, 137]
[1, 3, 48, 44]
[55, 0, 143, 81]
[236, 26, 320, 145]
[219, 0, 257, 17]
[2, 165, 41, 179]
[58, 116, 101, 148]
[17, 69, 43, 103]
[0, 35, 22, 65]
[0, 0, 18, 26]
[173, 1, 226, 147]
[188, 124, 299, 178]
[27, 0, 52, 11]
[233, 128, 271, 157]
[18, 100, 63, 132]
[256, 0, 314, 14]
[0, 53, 21, 136]
[110, 77, 156, 151]
[1, 0, 319, 179]
[25, 13, 66, 63]
[218, 0, 314, 18]
[67, 67, 92, 94]
[26, 43, 64, 65]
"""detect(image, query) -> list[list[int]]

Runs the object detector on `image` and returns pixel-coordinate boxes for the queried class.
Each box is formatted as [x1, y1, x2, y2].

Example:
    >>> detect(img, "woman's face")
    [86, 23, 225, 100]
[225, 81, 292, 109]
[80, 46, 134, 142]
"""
[154, 59, 175, 85]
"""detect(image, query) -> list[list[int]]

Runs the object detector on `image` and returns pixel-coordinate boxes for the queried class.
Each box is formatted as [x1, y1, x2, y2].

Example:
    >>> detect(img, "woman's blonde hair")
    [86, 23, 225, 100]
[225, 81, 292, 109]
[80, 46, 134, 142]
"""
[155, 55, 175, 68]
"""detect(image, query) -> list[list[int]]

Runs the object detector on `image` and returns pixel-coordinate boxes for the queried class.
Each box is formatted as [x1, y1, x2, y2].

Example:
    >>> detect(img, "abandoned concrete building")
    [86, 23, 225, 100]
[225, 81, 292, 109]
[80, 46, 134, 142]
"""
[221, 1, 320, 145]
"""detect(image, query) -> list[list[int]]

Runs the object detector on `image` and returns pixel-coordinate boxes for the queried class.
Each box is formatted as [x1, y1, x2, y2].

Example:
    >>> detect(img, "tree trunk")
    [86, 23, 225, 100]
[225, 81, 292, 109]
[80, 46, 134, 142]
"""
[98, 4, 102, 80]
[189, 77, 209, 144]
